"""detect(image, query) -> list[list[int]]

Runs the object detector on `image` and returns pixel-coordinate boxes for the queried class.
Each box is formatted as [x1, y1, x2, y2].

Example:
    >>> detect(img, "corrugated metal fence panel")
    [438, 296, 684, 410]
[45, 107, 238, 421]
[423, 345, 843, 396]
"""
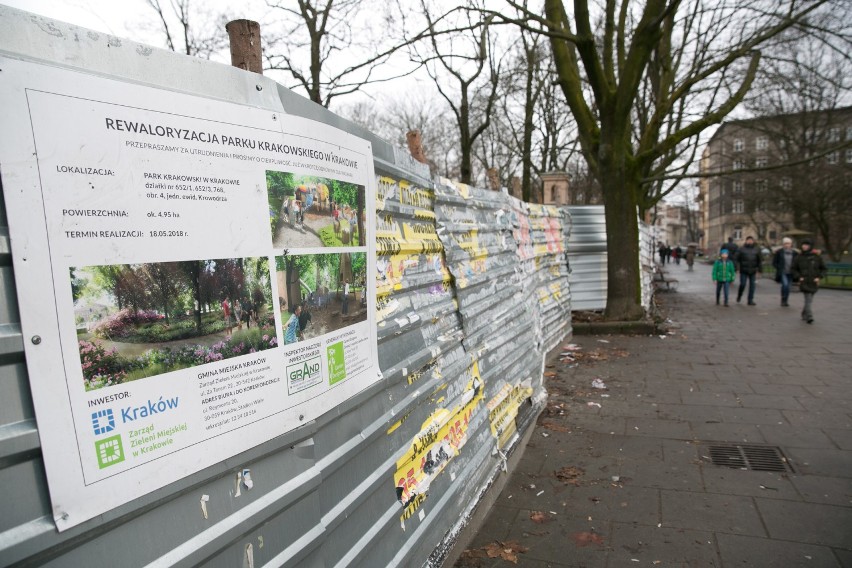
[638, 222, 655, 312]
[0, 7, 570, 568]
[433, 180, 550, 451]
[565, 206, 608, 311]
[523, 202, 572, 353]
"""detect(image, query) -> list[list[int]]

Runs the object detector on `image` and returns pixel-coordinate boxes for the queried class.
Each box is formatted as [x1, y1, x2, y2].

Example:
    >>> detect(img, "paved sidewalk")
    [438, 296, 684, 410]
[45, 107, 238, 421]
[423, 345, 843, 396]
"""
[456, 261, 852, 567]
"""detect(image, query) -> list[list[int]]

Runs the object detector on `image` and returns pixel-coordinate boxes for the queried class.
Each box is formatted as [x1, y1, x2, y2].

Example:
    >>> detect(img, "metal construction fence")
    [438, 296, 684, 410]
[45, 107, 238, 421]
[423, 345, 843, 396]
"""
[565, 205, 655, 313]
[0, 7, 572, 568]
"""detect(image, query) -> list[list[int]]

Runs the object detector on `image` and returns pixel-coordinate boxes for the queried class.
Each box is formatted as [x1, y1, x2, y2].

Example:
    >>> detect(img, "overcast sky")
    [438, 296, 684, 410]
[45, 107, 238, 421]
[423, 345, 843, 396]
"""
[1, 0, 263, 44]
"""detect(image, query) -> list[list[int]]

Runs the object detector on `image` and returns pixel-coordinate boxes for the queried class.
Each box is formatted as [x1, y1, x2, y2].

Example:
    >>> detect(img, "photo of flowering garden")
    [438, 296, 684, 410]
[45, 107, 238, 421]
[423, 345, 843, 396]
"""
[71, 257, 277, 391]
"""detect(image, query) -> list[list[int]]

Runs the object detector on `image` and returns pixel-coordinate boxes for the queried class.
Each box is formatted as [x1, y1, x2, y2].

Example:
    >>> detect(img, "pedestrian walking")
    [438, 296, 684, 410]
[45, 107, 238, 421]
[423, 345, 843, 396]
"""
[673, 246, 681, 265]
[723, 236, 738, 258]
[772, 237, 797, 307]
[342, 280, 350, 315]
[221, 296, 232, 334]
[791, 239, 827, 324]
[284, 304, 302, 344]
[712, 249, 736, 306]
[685, 245, 696, 271]
[735, 236, 762, 305]
[658, 243, 667, 265]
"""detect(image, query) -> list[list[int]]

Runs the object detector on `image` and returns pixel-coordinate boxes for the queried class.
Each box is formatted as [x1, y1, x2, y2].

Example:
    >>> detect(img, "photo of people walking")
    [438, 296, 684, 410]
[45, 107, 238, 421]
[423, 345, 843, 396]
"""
[267, 170, 367, 250]
[275, 252, 367, 344]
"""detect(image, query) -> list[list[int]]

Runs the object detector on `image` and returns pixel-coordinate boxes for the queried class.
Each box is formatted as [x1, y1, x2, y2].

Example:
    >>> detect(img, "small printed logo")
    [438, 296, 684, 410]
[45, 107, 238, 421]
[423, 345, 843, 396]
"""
[91, 408, 115, 435]
[327, 341, 346, 385]
[95, 435, 125, 469]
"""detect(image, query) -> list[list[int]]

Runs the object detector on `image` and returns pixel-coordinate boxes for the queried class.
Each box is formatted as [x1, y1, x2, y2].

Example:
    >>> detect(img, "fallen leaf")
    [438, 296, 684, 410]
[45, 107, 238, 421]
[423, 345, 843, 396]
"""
[555, 466, 585, 486]
[570, 531, 605, 547]
[544, 371, 557, 377]
[530, 511, 551, 523]
[541, 421, 571, 432]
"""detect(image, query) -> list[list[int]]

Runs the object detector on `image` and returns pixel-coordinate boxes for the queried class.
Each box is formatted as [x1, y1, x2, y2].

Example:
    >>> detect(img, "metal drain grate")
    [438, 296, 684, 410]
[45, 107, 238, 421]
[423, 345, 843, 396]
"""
[706, 444, 792, 472]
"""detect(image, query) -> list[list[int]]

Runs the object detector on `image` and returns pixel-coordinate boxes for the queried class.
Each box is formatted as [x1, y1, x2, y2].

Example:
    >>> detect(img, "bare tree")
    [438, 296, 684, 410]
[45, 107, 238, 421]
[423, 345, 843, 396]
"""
[409, 5, 504, 184]
[143, 0, 228, 58]
[480, 0, 841, 320]
[740, 33, 852, 260]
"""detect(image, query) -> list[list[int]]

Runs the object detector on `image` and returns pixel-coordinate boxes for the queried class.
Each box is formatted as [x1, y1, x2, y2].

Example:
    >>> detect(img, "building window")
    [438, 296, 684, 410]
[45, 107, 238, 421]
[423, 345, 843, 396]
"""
[781, 178, 792, 190]
[769, 230, 777, 240]
[846, 149, 852, 163]
[733, 180, 743, 194]
[733, 226, 743, 240]
[755, 179, 767, 192]
[828, 151, 839, 165]
[755, 156, 767, 168]
[829, 128, 840, 143]
[733, 199, 744, 213]
[733, 138, 743, 152]
[733, 159, 744, 170]
[756, 137, 768, 150]
[847, 126, 852, 140]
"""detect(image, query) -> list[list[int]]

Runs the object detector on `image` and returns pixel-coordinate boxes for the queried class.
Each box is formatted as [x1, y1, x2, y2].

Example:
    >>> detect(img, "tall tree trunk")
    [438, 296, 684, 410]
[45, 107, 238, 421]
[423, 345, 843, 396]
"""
[459, 89, 473, 184]
[601, 173, 644, 321]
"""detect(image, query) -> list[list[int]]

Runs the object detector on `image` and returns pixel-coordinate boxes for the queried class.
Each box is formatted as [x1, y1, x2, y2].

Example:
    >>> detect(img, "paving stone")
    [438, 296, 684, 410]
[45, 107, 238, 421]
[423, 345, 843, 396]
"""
[735, 394, 806, 410]
[718, 406, 786, 425]
[689, 422, 767, 444]
[660, 490, 766, 536]
[606, 523, 721, 567]
[789, 475, 852, 506]
[701, 468, 800, 501]
[824, 428, 852, 451]
[784, 448, 852, 478]
[618, 460, 703, 491]
[716, 533, 840, 567]
[750, 383, 812, 396]
[562, 485, 660, 526]
[749, 425, 835, 449]
[783, 409, 852, 430]
[460, 265, 852, 568]
[756, 499, 852, 548]
[655, 403, 724, 423]
[622, 417, 692, 439]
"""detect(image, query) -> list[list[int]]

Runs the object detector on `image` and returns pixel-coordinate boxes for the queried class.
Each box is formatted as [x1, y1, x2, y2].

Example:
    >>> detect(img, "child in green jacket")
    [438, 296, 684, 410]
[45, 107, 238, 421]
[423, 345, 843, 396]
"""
[712, 249, 736, 306]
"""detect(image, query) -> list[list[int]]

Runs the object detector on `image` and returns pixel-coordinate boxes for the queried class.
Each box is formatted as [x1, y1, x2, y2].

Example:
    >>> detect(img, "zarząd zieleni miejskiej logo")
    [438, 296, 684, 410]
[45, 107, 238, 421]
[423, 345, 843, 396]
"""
[90, 395, 180, 469]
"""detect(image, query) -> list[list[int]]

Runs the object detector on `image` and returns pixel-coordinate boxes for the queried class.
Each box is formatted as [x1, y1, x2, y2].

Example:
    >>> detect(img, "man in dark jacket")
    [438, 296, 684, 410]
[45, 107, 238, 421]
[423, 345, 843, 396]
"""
[723, 237, 739, 258]
[792, 239, 827, 324]
[735, 236, 762, 305]
[772, 237, 797, 307]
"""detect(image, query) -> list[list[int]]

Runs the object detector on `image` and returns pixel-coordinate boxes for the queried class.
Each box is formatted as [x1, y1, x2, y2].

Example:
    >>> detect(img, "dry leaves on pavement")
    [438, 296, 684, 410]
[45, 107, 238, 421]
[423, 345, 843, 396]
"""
[555, 466, 585, 486]
[529, 511, 552, 524]
[483, 541, 529, 564]
[570, 531, 605, 547]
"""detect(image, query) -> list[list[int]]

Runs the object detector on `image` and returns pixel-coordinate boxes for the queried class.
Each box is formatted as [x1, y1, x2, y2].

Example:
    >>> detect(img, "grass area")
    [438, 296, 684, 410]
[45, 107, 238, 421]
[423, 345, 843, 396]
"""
[318, 220, 361, 247]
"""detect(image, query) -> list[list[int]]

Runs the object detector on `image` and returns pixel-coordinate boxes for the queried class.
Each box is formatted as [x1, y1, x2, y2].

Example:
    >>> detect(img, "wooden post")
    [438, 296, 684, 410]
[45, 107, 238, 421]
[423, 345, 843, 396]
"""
[406, 130, 429, 164]
[225, 20, 263, 74]
[486, 168, 500, 191]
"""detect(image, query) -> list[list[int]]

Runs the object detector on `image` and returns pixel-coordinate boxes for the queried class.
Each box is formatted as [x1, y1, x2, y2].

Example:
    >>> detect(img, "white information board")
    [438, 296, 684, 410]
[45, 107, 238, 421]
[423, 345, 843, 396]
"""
[0, 58, 380, 530]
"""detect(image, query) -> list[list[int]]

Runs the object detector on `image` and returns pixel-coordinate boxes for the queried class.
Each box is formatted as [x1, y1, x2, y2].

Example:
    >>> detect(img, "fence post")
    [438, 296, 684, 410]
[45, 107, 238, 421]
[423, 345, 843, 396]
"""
[225, 20, 263, 74]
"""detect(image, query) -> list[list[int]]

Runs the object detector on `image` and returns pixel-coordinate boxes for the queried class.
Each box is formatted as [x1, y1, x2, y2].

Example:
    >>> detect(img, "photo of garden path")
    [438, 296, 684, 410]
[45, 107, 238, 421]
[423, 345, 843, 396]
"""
[71, 258, 278, 391]
[267, 171, 366, 250]
[276, 252, 368, 345]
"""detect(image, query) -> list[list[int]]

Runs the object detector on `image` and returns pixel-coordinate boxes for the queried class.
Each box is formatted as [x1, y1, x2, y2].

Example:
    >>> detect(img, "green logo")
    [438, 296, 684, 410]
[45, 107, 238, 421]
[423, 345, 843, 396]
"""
[327, 341, 346, 385]
[95, 434, 125, 469]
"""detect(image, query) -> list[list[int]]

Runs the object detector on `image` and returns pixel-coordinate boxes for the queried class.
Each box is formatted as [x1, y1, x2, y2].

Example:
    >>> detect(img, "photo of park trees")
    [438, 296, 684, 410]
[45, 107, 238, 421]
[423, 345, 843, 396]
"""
[276, 252, 368, 344]
[71, 257, 277, 391]
[267, 170, 367, 249]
